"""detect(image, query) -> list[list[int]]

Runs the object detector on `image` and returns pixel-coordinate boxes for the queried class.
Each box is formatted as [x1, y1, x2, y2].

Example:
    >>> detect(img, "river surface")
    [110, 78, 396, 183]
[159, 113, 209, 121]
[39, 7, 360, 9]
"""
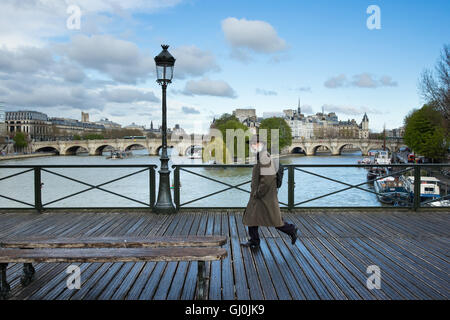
[0, 149, 383, 208]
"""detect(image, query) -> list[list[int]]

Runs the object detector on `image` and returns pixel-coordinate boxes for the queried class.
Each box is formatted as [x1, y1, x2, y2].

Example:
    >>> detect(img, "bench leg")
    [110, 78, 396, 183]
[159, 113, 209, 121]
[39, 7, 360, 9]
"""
[20, 263, 35, 286]
[196, 261, 207, 300]
[0, 263, 10, 300]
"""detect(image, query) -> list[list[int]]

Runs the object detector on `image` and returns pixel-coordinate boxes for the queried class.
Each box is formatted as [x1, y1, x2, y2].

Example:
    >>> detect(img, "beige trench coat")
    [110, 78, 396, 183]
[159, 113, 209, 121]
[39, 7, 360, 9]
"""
[243, 151, 284, 227]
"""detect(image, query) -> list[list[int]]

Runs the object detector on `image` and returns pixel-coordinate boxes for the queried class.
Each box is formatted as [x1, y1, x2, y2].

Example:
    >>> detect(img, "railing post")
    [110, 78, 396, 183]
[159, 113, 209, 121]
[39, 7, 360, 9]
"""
[413, 165, 421, 211]
[174, 166, 180, 211]
[34, 167, 43, 213]
[149, 166, 156, 209]
[288, 166, 295, 210]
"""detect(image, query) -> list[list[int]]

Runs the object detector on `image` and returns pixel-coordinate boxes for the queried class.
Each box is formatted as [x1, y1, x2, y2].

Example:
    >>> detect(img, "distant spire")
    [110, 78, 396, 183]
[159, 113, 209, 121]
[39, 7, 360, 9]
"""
[298, 97, 301, 114]
[151, 121, 153, 130]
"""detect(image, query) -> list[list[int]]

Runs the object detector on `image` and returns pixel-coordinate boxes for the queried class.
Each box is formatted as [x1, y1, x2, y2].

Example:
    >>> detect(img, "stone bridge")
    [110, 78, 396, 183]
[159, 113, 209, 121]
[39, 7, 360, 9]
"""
[31, 138, 199, 156]
[288, 138, 406, 156]
[31, 137, 405, 156]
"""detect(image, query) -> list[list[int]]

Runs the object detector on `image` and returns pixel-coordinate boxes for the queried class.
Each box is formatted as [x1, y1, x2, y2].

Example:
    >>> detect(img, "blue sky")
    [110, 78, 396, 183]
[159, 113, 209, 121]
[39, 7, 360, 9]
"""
[0, 0, 449, 133]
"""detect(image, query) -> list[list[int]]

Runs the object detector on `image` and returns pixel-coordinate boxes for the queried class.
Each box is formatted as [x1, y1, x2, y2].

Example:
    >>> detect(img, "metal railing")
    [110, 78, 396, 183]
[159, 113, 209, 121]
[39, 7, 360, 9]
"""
[0, 163, 448, 211]
[0, 165, 157, 211]
[172, 163, 450, 210]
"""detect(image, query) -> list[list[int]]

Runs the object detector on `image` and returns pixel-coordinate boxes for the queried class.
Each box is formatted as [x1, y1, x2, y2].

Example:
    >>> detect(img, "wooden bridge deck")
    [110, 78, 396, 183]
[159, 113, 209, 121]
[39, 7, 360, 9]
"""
[0, 210, 448, 300]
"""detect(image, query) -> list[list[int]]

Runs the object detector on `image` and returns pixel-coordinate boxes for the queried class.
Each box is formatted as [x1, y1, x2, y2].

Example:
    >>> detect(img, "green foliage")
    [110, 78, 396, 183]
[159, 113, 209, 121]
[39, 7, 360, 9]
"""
[206, 113, 251, 163]
[259, 117, 293, 151]
[82, 133, 105, 140]
[211, 113, 239, 129]
[216, 118, 251, 162]
[13, 132, 28, 148]
[104, 128, 144, 139]
[73, 134, 82, 140]
[403, 104, 449, 160]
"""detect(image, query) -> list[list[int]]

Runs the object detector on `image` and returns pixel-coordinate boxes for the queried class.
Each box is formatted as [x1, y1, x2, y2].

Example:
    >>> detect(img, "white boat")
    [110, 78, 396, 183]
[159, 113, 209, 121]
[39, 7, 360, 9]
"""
[427, 199, 450, 207]
[373, 150, 391, 165]
[374, 177, 410, 205]
[358, 157, 372, 165]
[401, 176, 441, 202]
[188, 151, 202, 159]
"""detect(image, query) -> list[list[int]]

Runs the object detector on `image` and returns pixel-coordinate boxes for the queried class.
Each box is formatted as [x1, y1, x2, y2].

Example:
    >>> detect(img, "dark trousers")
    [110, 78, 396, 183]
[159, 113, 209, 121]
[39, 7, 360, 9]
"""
[248, 221, 296, 244]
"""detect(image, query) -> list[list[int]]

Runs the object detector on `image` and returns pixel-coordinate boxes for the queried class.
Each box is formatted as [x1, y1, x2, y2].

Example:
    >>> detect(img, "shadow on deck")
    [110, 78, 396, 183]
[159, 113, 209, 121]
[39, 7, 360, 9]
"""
[0, 209, 448, 300]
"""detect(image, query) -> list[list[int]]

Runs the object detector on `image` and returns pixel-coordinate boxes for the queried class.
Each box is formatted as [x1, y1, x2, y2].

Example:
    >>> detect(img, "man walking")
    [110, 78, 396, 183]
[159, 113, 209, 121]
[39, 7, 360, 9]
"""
[241, 134, 298, 248]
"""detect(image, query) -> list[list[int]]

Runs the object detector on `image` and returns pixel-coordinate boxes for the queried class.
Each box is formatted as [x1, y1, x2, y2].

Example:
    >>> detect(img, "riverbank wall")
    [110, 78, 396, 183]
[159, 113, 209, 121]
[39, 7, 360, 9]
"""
[0, 152, 57, 161]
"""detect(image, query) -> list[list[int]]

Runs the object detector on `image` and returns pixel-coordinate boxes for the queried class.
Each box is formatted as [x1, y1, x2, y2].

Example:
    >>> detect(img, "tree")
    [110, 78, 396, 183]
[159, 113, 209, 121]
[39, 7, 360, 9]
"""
[103, 128, 144, 139]
[216, 118, 251, 162]
[419, 44, 450, 120]
[403, 104, 449, 160]
[73, 134, 82, 140]
[13, 132, 28, 149]
[82, 133, 104, 140]
[211, 113, 239, 129]
[259, 117, 292, 151]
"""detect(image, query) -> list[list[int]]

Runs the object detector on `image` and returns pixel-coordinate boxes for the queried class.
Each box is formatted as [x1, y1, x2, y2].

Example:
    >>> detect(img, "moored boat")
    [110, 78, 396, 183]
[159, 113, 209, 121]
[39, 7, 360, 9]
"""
[367, 167, 388, 182]
[374, 176, 410, 206]
[400, 176, 441, 202]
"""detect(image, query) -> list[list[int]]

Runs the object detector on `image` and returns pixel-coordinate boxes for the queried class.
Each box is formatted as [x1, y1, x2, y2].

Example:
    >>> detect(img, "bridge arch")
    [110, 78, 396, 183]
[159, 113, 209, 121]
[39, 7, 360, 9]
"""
[338, 143, 363, 155]
[35, 146, 60, 155]
[64, 145, 89, 156]
[290, 146, 306, 155]
[124, 143, 148, 152]
[94, 145, 115, 156]
[311, 144, 332, 155]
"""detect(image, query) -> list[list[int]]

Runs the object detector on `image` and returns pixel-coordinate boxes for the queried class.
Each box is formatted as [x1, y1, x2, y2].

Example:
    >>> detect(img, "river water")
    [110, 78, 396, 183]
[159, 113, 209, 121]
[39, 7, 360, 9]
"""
[0, 149, 382, 208]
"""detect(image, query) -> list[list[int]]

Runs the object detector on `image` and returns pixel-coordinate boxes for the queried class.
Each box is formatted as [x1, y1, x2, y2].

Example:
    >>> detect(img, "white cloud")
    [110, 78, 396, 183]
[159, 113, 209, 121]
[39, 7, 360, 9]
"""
[172, 45, 220, 79]
[181, 106, 200, 114]
[101, 88, 160, 103]
[62, 34, 154, 84]
[222, 17, 287, 63]
[352, 73, 378, 88]
[379, 75, 398, 87]
[324, 74, 347, 88]
[256, 88, 277, 96]
[322, 104, 382, 115]
[183, 77, 237, 98]
[325, 73, 399, 89]
[0, 0, 184, 49]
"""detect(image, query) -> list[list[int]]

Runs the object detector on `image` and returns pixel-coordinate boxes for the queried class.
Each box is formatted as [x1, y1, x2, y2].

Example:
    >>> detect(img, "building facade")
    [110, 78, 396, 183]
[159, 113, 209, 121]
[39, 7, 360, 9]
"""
[282, 106, 370, 140]
[0, 106, 6, 136]
[94, 118, 122, 130]
[50, 117, 105, 139]
[5, 111, 52, 141]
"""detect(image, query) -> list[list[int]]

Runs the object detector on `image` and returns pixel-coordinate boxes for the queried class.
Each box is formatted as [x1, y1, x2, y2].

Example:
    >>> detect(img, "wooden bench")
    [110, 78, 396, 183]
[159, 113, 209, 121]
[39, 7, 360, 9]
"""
[0, 236, 227, 300]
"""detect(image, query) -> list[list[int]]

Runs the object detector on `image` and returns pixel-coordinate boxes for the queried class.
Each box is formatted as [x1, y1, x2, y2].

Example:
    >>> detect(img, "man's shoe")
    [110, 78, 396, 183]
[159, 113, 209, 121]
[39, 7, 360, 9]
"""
[240, 240, 260, 248]
[289, 228, 298, 245]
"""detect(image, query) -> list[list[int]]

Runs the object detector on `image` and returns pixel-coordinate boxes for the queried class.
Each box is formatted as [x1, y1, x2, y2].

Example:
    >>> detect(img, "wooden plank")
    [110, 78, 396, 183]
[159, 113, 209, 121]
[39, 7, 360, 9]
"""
[0, 247, 227, 263]
[0, 235, 227, 248]
[228, 212, 250, 300]
[181, 213, 209, 300]
[219, 212, 234, 299]
[167, 213, 202, 300]
[208, 212, 222, 300]
[234, 211, 266, 300]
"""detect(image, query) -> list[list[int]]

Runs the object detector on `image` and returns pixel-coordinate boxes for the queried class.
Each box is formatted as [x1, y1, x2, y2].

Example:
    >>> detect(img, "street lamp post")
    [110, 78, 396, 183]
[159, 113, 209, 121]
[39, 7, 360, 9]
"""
[153, 45, 176, 214]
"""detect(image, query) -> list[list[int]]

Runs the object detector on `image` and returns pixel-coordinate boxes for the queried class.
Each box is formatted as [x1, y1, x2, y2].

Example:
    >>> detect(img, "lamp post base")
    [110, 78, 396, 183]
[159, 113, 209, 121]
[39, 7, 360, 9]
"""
[153, 157, 176, 214]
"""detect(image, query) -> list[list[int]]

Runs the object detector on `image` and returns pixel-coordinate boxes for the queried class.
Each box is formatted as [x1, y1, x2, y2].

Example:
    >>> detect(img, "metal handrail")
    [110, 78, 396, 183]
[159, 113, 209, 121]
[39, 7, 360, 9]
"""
[1, 163, 448, 211]
[172, 163, 449, 210]
[0, 165, 157, 211]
